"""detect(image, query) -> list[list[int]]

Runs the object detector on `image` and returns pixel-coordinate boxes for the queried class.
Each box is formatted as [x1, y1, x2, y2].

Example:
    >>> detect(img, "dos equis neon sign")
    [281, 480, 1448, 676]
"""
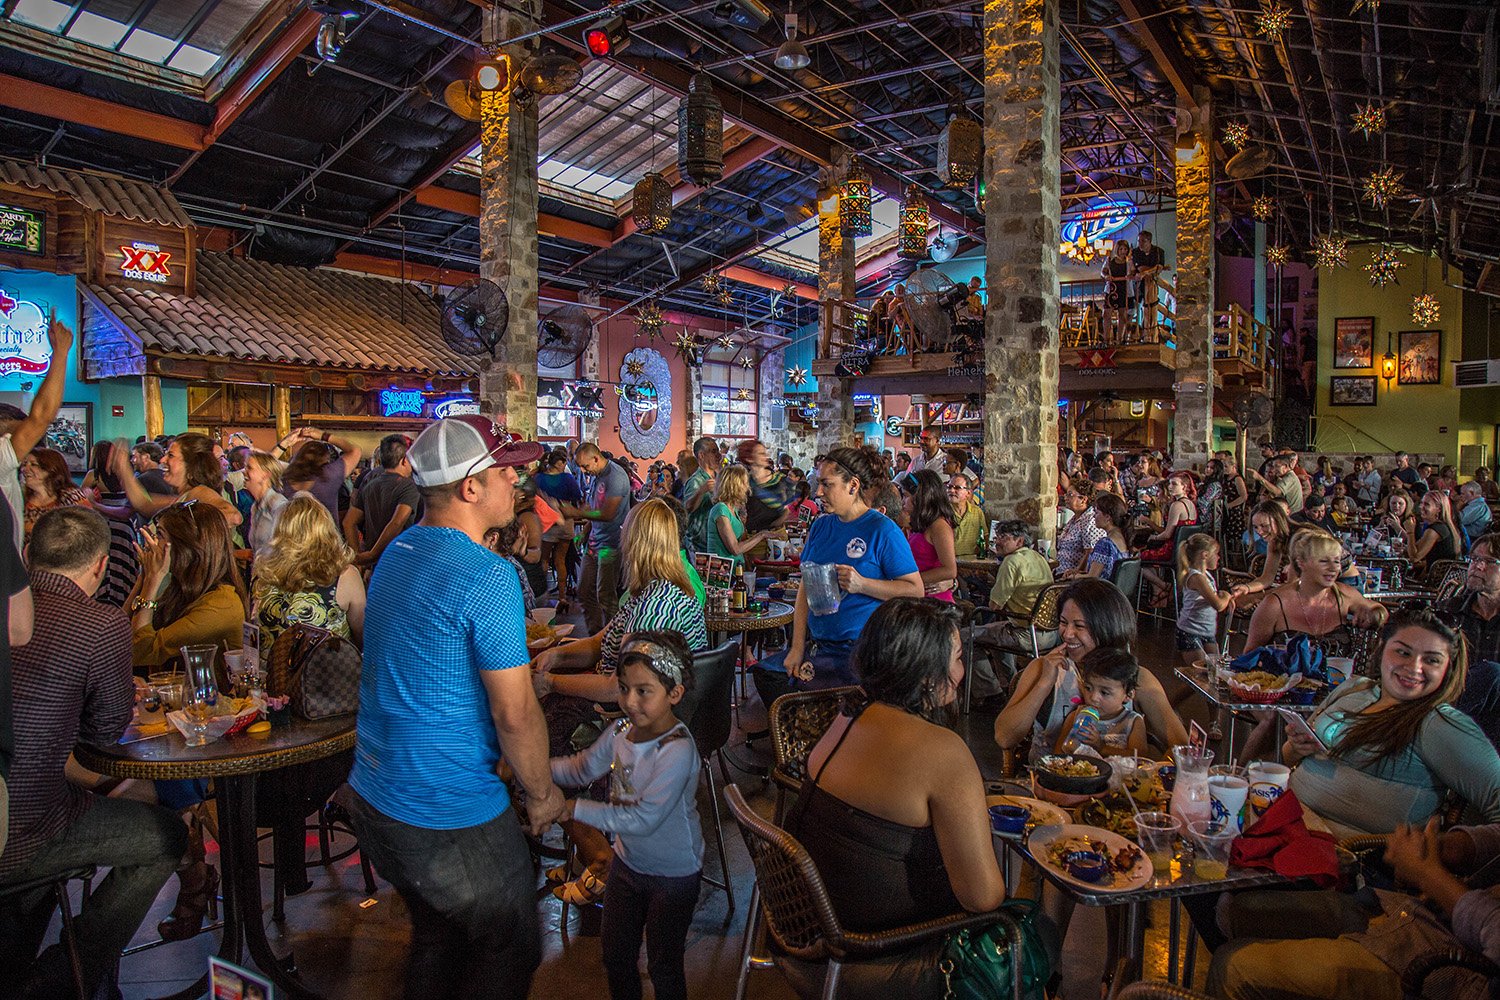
[1060, 196, 1138, 247]
[119, 241, 172, 284]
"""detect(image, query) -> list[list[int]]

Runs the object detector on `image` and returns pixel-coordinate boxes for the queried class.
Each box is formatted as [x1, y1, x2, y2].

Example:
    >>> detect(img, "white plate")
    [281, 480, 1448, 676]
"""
[526, 623, 575, 651]
[1027, 823, 1153, 893]
[986, 794, 1071, 830]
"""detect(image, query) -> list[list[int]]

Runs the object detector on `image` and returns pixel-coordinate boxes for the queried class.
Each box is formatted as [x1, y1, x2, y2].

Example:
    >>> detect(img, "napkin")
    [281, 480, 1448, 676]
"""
[1231, 634, 1327, 683]
[1228, 789, 1340, 887]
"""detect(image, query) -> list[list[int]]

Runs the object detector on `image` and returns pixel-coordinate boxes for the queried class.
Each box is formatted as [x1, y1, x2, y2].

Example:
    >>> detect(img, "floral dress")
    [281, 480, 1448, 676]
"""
[257, 579, 350, 665]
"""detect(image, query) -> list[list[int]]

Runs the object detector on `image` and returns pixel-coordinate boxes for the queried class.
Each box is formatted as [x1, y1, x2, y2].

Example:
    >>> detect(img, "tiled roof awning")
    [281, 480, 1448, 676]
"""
[83, 252, 480, 380]
[0, 159, 192, 229]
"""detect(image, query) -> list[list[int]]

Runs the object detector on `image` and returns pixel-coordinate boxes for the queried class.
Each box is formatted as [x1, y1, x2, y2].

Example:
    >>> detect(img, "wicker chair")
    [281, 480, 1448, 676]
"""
[1433, 561, 1469, 603]
[1402, 948, 1500, 999]
[769, 686, 858, 824]
[725, 784, 1025, 1000]
[1116, 983, 1213, 1000]
[1424, 558, 1466, 588]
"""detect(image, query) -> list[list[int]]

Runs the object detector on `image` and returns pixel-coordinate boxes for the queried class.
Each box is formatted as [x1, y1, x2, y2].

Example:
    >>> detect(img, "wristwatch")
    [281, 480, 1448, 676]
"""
[131, 598, 160, 615]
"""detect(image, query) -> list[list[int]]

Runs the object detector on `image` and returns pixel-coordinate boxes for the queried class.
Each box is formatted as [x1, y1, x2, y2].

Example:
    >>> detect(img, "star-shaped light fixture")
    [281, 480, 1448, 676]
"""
[1266, 244, 1291, 268]
[1363, 245, 1406, 288]
[1251, 196, 1275, 221]
[738, 354, 757, 370]
[1351, 102, 1386, 138]
[716, 333, 734, 349]
[625, 359, 645, 378]
[702, 272, 721, 295]
[735, 387, 752, 401]
[1256, 2, 1292, 40]
[635, 300, 664, 339]
[1411, 293, 1440, 326]
[786, 364, 809, 387]
[674, 330, 701, 365]
[1363, 166, 1404, 209]
[1311, 234, 1348, 269]
[1223, 122, 1250, 149]
[716, 285, 735, 307]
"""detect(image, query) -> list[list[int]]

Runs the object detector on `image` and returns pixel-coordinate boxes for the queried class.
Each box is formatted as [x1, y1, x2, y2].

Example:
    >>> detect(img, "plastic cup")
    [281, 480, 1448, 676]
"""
[1208, 774, 1250, 833]
[1245, 762, 1291, 826]
[1133, 811, 1181, 879]
[1188, 819, 1236, 880]
[1325, 656, 1354, 687]
[802, 562, 843, 616]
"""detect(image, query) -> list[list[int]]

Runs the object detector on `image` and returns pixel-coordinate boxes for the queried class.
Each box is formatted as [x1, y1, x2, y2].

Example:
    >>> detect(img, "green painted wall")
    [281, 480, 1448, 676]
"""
[1314, 248, 1486, 465]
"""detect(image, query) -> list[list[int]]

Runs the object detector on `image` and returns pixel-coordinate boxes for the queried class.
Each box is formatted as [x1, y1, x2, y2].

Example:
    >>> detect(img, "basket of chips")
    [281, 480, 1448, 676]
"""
[1226, 670, 1303, 704]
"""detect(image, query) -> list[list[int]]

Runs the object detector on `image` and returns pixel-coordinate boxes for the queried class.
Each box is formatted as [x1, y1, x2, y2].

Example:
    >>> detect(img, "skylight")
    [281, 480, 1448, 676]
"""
[754, 195, 902, 271]
[8, 0, 276, 80]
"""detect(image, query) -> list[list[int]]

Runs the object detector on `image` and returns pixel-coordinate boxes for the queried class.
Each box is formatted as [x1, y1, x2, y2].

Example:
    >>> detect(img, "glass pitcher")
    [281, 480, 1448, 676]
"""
[181, 645, 220, 747]
[1169, 744, 1215, 829]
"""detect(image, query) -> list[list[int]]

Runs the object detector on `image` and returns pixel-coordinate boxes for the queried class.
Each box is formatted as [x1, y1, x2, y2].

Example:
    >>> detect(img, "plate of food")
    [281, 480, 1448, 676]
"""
[526, 621, 575, 651]
[1033, 753, 1113, 796]
[1226, 670, 1302, 704]
[1028, 823, 1152, 892]
[986, 794, 1071, 832]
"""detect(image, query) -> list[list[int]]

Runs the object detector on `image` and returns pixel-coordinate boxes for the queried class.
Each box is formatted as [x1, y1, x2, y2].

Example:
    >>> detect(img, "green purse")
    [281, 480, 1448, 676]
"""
[938, 898, 1056, 1000]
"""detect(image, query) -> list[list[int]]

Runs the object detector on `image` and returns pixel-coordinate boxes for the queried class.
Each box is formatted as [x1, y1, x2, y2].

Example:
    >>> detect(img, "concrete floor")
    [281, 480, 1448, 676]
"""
[84, 613, 1211, 1000]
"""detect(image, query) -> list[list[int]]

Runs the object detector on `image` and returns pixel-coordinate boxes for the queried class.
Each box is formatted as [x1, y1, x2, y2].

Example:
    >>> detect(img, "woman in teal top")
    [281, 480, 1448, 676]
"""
[1285, 608, 1500, 839]
[707, 465, 778, 566]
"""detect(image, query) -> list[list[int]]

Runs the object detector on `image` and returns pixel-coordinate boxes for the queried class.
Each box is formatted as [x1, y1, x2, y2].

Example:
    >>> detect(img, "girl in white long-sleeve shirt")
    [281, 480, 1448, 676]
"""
[551, 631, 703, 1000]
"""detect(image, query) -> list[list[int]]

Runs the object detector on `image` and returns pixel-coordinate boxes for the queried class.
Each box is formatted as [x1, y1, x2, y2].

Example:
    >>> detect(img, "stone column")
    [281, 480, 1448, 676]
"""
[759, 347, 789, 459]
[815, 174, 856, 456]
[982, 0, 1061, 541]
[477, 9, 540, 438]
[1172, 93, 1215, 471]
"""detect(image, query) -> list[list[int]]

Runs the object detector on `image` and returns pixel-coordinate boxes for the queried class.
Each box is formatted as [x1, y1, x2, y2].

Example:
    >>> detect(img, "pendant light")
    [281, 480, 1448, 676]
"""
[774, 4, 810, 71]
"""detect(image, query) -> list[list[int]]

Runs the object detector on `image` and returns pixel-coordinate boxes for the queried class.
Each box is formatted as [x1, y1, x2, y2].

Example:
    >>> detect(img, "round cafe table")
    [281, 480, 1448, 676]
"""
[75, 715, 357, 1000]
[705, 599, 794, 646]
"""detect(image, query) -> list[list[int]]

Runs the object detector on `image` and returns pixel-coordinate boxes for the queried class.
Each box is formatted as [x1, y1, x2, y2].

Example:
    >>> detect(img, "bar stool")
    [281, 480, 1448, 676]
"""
[0, 866, 96, 1000]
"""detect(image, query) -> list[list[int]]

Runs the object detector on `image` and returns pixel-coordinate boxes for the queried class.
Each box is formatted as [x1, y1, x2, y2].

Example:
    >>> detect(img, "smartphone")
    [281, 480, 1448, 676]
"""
[1277, 708, 1328, 755]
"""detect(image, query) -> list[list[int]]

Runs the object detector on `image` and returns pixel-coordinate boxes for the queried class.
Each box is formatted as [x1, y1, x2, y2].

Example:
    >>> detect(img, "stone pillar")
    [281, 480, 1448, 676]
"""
[759, 347, 789, 459]
[477, 9, 540, 438]
[144, 375, 165, 439]
[1172, 93, 1215, 472]
[815, 174, 856, 456]
[982, 0, 1061, 541]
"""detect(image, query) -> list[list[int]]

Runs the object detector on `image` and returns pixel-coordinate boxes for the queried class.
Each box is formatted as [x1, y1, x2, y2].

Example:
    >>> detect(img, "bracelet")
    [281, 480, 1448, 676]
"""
[321, 432, 330, 442]
[131, 598, 160, 614]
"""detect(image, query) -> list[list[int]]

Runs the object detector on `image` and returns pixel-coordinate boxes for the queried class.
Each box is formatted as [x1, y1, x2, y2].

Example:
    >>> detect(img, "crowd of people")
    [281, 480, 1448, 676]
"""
[0, 312, 1498, 1000]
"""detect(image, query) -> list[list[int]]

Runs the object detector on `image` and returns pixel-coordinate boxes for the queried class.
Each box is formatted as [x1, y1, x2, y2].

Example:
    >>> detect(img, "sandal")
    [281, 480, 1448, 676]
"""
[552, 868, 606, 905]
[544, 863, 572, 884]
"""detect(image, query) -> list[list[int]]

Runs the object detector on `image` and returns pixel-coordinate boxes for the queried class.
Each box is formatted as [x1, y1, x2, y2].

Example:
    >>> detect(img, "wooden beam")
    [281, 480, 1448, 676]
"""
[612, 135, 779, 242]
[332, 252, 473, 285]
[1112, 0, 1202, 110]
[206, 10, 321, 146]
[410, 187, 615, 248]
[721, 265, 816, 300]
[0, 73, 208, 150]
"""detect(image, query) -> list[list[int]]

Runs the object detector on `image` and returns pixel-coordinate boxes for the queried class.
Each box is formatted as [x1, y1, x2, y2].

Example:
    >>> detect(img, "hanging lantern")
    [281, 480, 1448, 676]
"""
[1250, 196, 1275, 221]
[839, 164, 872, 237]
[937, 115, 981, 189]
[632, 172, 672, 234]
[635, 299, 665, 338]
[1363, 166, 1404, 209]
[1411, 293, 1440, 326]
[1310, 233, 1348, 269]
[1266, 244, 1291, 268]
[677, 72, 724, 187]
[1363, 245, 1405, 288]
[898, 184, 930, 260]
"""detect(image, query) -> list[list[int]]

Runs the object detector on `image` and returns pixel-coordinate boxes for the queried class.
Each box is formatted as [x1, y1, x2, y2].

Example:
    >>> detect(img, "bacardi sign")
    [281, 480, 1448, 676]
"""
[119, 241, 173, 284]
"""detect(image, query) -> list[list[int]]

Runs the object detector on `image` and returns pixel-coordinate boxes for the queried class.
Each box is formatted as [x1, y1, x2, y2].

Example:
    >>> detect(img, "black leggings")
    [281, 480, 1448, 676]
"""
[600, 860, 701, 1000]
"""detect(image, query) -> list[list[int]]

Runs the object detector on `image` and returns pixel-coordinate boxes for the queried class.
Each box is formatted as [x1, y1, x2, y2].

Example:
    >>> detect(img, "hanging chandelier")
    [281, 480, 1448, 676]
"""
[937, 114, 981, 189]
[839, 164, 872, 237]
[677, 72, 724, 186]
[1061, 231, 1107, 264]
[632, 173, 672, 235]
[898, 185, 930, 260]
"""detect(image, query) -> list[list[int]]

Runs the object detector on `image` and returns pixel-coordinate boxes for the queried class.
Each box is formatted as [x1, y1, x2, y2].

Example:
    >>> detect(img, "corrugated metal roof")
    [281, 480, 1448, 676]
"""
[0, 159, 193, 229]
[86, 251, 479, 377]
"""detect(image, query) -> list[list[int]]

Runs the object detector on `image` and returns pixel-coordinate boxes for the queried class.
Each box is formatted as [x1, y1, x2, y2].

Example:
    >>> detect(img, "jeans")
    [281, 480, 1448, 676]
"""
[600, 860, 701, 1000]
[343, 787, 540, 1000]
[0, 796, 186, 998]
[752, 640, 857, 712]
[580, 547, 621, 635]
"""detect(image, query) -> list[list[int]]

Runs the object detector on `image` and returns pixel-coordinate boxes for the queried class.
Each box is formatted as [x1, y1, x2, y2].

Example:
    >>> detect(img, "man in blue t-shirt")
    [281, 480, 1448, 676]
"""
[562, 442, 631, 634]
[345, 415, 562, 1000]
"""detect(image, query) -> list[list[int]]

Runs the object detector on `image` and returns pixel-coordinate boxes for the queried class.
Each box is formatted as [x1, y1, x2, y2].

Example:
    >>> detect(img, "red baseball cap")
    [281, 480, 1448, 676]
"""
[407, 414, 545, 487]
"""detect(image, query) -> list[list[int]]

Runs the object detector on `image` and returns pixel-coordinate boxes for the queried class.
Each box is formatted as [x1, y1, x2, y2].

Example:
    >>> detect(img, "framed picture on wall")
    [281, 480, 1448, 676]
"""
[1398, 330, 1441, 385]
[1330, 376, 1377, 406]
[1333, 317, 1374, 368]
[44, 402, 92, 475]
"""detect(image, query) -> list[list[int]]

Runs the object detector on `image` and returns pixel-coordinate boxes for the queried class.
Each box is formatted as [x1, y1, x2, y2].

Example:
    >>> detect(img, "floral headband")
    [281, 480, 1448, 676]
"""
[619, 638, 686, 688]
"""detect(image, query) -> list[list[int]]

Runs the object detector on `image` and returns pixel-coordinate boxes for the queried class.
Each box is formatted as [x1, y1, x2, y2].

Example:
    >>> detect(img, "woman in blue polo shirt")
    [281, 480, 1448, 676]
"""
[754, 444, 923, 707]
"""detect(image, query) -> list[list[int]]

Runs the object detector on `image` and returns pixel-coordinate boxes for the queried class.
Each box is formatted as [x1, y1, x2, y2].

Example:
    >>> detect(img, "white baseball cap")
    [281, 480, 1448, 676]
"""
[407, 415, 545, 487]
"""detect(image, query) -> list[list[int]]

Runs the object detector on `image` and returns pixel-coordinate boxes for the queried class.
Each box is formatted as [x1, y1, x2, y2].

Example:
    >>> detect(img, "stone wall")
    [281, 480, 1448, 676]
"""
[1172, 94, 1215, 471]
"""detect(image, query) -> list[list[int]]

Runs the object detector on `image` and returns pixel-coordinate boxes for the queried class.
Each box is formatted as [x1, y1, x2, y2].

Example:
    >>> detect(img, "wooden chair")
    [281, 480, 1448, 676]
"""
[769, 686, 858, 824]
[725, 784, 1026, 1000]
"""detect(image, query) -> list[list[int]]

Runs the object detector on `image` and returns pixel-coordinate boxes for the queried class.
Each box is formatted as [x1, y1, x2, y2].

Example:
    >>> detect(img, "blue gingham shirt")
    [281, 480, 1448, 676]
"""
[351, 525, 530, 829]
